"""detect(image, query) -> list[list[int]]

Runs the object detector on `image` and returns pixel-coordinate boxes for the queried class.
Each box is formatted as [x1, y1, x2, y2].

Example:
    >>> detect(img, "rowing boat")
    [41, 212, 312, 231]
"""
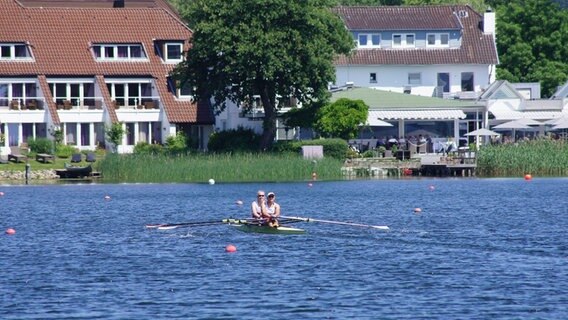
[146, 215, 388, 235]
[229, 223, 306, 235]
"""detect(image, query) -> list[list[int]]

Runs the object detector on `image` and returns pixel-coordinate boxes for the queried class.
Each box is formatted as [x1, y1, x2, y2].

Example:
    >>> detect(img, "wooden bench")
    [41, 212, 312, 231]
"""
[36, 153, 55, 163]
[8, 154, 27, 163]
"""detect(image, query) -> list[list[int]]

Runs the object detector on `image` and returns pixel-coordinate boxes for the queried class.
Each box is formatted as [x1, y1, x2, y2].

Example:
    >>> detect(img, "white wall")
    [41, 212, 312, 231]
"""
[335, 64, 493, 97]
[215, 100, 263, 134]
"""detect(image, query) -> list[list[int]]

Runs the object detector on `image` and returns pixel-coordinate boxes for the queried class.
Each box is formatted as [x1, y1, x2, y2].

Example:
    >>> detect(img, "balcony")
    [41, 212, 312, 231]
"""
[111, 96, 161, 110]
[0, 97, 46, 111]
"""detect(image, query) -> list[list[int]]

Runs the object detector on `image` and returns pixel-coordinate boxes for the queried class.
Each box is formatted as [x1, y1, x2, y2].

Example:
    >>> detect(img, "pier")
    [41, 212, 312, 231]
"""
[342, 151, 476, 178]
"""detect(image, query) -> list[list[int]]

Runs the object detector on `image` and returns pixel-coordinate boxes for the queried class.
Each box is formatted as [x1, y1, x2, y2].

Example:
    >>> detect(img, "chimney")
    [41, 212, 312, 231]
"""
[113, 0, 125, 8]
[483, 7, 495, 35]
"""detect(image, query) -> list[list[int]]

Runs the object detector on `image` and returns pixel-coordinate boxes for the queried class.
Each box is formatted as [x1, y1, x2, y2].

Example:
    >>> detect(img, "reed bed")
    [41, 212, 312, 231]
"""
[477, 139, 568, 177]
[98, 153, 344, 183]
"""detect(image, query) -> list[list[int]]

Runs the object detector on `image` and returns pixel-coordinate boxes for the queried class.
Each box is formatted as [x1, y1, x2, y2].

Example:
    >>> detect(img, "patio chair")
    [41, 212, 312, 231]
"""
[86, 152, 96, 163]
[71, 153, 82, 163]
[8, 146, 27, 163]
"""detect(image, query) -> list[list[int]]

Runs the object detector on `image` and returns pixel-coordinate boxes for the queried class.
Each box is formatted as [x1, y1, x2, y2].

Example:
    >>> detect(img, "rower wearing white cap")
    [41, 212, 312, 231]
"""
[265, 192, 281, 227]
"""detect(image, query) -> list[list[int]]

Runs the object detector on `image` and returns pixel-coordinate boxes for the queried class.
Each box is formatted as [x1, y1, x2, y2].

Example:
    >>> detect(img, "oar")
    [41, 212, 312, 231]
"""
[145, 218, 254, 230]
[281, 216, 389, 230]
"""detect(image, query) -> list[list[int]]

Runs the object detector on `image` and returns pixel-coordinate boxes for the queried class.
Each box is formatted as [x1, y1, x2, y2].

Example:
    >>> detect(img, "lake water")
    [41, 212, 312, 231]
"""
[1, 178, 567, 319]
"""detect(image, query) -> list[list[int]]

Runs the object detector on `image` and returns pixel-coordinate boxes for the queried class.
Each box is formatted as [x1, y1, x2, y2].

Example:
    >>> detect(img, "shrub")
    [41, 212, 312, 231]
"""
[165, 131, 188, 154]
[55, 144, 77, 158]
[134, 142, 164, 155]
[208, 127, 261, 152]
[272, 138, 348, 159]
[28, 137, 53, 154]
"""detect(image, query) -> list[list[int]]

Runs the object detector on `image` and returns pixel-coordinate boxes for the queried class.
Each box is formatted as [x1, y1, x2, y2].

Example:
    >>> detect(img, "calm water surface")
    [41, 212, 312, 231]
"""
[1, 178, 567, 319]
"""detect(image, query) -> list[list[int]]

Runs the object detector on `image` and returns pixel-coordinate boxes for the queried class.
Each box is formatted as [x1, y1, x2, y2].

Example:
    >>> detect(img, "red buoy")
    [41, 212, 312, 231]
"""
[524, 174, 532, 181]
[225, 244, 237, 253]
[5, 228, 16, 235]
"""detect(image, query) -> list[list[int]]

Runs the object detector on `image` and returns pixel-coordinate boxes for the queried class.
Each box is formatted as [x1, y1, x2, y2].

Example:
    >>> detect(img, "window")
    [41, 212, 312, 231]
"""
[437, 73, 450, 93]
[461, 72, 474, 92]
[165, 43, 183, 62]
[357, 34, 380, 48]
[358, 34, 368, 47]
[48, 81, 96, 107]
[0, 43, 32, 60]
[392, 34, 415, 48]
[370, 73, 377, 83]
[371, 34, 380, 46]
[408, 73, 421, 85]
[106, 80, 153, 107]
[92, 44, 147, 61]
[426, 33, 450, 47]
[0, 81, 37, 107]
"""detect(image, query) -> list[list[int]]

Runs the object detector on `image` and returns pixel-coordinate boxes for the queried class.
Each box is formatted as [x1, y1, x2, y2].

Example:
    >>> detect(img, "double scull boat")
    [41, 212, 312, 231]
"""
[145, 216, 389, 235]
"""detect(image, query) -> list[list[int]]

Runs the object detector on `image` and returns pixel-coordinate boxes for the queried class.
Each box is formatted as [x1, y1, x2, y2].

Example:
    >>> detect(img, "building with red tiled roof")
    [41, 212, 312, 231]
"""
[332, 5, 498, 100]
[0, 0, 214, 154]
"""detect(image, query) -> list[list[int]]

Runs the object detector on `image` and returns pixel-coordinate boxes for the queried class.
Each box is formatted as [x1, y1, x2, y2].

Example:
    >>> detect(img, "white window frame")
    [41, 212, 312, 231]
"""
[106, 79, 154, 107]
[392, 34, 415, 48]
[358, 33, 381, 48]
[48, 79, 96, 107]
[92, 44, 148, 61]
[426, 33, 450, 48]
[164, 43, 183, 63]
[0, 43, 33, 60]
[408, 72, 421, 85]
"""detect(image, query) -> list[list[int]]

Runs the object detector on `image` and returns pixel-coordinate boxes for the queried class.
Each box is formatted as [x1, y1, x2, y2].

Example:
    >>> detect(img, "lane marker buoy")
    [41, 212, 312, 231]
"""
[414, 208, 422, 213]
[5, 228, 16, 235]
[225, 244, 237, 253]
[208, 179, 215, 185]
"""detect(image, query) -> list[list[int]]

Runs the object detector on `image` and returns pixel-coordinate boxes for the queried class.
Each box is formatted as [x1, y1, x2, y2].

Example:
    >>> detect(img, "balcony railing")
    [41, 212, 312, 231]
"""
[55, 97, 104, 110]
[111, 96, 161, 110]
[0, 97, 46, 110]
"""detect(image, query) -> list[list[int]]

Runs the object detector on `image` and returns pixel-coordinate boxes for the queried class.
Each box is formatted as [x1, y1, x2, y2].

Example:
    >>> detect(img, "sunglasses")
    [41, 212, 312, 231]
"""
[268, 195, 274, 198]
[257, 195, 265, 197]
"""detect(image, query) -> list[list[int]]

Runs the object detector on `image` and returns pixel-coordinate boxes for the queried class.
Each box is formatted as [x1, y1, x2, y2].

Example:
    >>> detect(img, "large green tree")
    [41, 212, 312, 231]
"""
[315, 98, 369, 139]
[490, 0, 568, 97]
[173, 0, 354, 150]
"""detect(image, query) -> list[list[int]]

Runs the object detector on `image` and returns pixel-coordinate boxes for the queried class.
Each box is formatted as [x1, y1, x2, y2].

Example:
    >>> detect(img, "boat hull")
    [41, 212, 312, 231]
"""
[230, 224, 306, 235]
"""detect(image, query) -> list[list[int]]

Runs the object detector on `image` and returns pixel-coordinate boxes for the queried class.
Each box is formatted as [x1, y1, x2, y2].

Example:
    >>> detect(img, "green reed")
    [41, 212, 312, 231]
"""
[98, 153, 344, 183]
[477, 139, 568, 177]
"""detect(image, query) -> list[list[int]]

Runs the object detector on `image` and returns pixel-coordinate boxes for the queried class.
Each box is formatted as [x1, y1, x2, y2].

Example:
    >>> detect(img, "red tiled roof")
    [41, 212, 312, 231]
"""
[333, 5, 498, 66]
[0, 0, 213, 124]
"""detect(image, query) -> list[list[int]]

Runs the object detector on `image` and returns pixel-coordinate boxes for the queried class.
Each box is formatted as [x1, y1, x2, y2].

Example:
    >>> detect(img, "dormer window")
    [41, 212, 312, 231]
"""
[0, 43, 33, 60]
[165, 43, 183, 62]
[92, 44, 147, 61]
[358, 33, 380, 48]
[167, 77, 193, 100]
[392, 34, 415, 48]
[427, 33, 450, 47]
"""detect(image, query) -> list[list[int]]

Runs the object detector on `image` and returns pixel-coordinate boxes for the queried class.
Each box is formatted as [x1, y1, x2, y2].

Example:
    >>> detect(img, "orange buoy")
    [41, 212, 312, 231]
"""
[225, 244, 237, 253]
[414, 208, 422, 213]
[5, 228, 16, 235]
[524, 174, 532, 181]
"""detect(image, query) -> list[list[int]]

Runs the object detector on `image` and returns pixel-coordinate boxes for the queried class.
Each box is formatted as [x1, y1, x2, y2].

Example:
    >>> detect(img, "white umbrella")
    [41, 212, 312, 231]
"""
[515, 118, 543, 126]
[544, 116, 568, 125]
[464, 128, 501, 137]
[493, 120, 532, 130]
[465, 128, 500, 150]
[552, 118, 568, 130]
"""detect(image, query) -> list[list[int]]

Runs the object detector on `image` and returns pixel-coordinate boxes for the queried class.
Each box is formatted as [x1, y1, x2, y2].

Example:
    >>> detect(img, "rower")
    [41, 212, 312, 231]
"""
[251, 190, 267, 220]
[265, 192, 280, 228]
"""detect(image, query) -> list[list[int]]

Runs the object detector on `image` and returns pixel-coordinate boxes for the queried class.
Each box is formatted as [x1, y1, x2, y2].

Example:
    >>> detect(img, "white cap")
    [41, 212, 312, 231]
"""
[267, 192, 275, 197]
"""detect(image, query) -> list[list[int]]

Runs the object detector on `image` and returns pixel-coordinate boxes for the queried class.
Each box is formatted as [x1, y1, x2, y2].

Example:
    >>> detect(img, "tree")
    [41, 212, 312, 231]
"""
[491, 0, 568, 97]
[314, 98, 369, 139]
[173, 0, 354, 150]
[105, 122, 127, 153]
